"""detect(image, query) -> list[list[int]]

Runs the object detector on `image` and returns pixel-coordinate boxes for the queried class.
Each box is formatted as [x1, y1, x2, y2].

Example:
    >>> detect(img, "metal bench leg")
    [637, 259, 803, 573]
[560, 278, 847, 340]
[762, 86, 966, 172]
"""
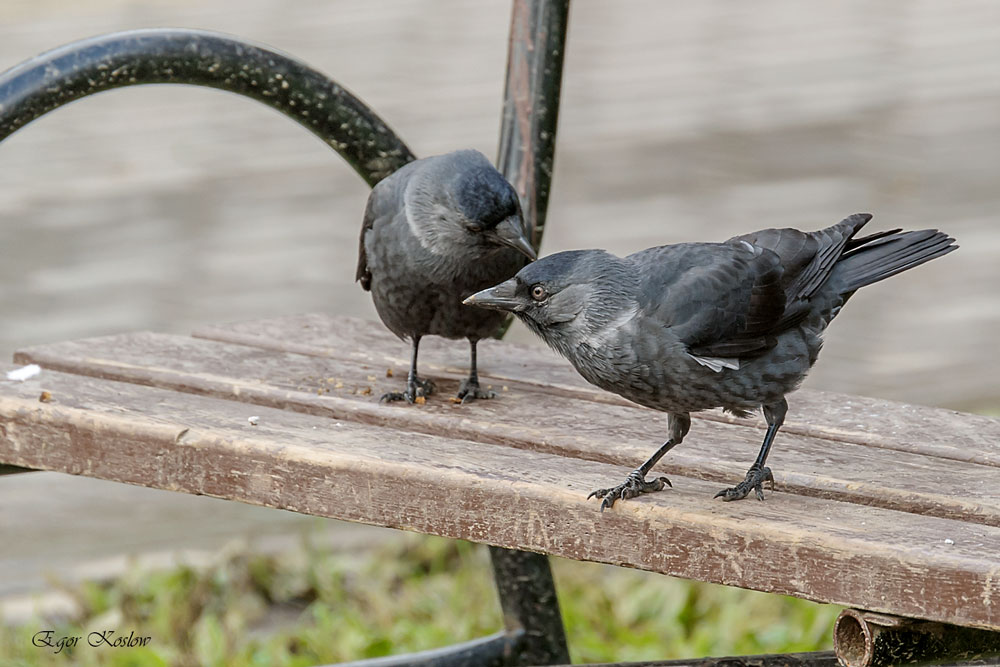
[329, 546, 568, 667]
[490, 547, 570, 666]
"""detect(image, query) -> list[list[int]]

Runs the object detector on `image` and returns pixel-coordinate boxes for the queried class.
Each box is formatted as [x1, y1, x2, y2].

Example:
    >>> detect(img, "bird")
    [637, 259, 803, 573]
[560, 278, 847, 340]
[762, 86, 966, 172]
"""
[464, 214, 957, 509]
[357, 149, 537, 404]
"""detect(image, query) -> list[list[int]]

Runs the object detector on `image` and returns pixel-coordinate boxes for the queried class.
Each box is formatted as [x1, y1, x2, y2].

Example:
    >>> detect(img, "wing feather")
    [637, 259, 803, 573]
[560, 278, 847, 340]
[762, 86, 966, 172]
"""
[629, 214, 876, 363]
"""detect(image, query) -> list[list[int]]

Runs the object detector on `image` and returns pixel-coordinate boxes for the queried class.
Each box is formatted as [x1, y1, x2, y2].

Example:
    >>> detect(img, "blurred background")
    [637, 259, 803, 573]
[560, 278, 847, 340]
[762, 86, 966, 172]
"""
[1, 0, 998, 663]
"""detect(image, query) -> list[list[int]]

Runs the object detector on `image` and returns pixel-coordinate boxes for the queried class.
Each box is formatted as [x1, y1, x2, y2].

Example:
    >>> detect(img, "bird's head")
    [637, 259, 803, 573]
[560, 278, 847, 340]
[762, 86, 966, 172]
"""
[406, 150, 536, 261]
[464, 249, 638, 353]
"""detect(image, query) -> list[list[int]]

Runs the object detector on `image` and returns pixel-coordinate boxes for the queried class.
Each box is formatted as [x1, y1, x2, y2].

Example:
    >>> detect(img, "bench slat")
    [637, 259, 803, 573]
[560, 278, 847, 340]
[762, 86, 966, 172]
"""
[14, 331, 1000, 527]
[192, 314, 1000, 468]
[1, 366, 997, 630]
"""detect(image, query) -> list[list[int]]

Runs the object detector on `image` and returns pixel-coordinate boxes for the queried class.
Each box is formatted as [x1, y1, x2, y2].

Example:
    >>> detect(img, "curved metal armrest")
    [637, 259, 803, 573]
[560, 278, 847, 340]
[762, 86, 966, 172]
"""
[0, 28, 415, 186]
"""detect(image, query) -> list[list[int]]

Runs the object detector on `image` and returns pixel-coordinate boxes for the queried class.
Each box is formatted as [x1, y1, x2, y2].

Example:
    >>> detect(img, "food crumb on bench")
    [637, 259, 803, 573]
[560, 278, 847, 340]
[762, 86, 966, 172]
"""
[248, 415, 260, 426]
[6, 364, 41, 382]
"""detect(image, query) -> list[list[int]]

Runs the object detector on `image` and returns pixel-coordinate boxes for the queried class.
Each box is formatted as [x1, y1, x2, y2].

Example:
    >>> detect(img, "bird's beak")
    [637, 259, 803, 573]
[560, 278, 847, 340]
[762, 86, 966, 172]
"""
[463, 278, 522, 312]
[490, 217, 537, 261]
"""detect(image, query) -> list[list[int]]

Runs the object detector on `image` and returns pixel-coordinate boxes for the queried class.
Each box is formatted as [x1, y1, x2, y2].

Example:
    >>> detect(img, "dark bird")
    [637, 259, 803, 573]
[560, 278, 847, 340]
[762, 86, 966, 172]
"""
[357, 149, 536, 404]
[465, 214, 957, 509]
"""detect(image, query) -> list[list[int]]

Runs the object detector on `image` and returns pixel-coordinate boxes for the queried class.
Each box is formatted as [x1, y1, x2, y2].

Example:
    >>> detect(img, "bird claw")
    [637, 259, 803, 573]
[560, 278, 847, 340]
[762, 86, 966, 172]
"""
[379, 377, 435, 404]
[715, 465, 774, 501]
[455, 378, 496, 404]
[587, 470, 671, 511]
[379, 390, 414, 404]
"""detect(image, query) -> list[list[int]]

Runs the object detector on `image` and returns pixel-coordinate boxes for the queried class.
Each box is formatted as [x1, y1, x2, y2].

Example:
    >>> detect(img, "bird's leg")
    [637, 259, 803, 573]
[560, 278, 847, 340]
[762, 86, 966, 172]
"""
[588, 413, 691, 512]
[380, 336, 435, 403]
[715, 398, 786, 501]
[456, 339, 495, 403]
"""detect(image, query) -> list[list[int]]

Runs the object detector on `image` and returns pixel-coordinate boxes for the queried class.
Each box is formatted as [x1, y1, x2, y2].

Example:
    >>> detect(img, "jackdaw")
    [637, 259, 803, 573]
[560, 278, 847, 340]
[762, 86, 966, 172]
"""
[465, 214, 956, 508]
[357, 149, 536, 404]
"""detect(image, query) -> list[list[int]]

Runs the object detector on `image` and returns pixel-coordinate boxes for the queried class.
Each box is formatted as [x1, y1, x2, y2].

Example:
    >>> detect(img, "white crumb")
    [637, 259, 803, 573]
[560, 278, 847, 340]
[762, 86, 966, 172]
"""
[6, 364, 40, 382]
[248, 416, 260, 426]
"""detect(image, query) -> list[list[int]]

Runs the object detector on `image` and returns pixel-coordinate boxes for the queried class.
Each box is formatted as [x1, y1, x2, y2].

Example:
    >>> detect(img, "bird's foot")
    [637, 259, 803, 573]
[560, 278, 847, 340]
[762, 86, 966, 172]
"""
[587, 469, 671, 512]
[455, 377, 495, 404]
[715, 465, 774, 501]
[379, 377, 436, 404]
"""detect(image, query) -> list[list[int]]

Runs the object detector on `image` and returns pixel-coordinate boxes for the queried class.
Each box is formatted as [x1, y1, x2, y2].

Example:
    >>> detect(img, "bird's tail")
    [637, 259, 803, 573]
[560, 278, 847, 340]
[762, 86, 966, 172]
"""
[833, 227, 957, 295]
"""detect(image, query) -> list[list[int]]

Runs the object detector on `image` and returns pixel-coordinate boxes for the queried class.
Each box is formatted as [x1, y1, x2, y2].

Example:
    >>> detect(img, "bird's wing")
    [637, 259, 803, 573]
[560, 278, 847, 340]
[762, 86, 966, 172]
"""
[355, 165, 414, 291]
[629, 243, 788, 361]
[630, 215, 880, 366]
[729, 213, 875, 328]
[355, 194, 377, 291]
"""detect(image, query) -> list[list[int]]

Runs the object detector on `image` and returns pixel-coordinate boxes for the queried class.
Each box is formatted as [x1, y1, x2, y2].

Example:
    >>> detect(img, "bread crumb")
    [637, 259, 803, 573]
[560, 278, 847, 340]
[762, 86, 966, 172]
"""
[39, 390, 52, 403]
[414, 396, 426, 405]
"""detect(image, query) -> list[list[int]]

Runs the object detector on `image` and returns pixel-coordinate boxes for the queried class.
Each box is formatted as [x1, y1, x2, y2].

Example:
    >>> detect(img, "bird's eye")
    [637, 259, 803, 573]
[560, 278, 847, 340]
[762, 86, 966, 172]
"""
[530, 285, 547, 301]
[466, 222, 483, 233]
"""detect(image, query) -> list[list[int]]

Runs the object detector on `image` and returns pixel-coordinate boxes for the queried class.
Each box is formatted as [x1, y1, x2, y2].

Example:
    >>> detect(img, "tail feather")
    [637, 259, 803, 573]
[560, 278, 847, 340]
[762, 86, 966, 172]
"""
[834, 228, 957, 294]
[843, 227, 902, 252]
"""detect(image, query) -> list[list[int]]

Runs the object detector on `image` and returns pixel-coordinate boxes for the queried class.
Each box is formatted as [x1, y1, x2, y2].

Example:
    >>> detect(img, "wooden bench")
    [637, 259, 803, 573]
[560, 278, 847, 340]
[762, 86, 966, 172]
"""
[2, 313, 999, 666]
[3, 1, 999, 664]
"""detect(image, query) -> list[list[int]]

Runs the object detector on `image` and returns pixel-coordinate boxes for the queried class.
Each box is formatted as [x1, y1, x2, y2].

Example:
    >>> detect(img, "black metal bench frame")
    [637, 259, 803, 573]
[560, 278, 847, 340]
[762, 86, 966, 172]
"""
[2, 2, 999, 666]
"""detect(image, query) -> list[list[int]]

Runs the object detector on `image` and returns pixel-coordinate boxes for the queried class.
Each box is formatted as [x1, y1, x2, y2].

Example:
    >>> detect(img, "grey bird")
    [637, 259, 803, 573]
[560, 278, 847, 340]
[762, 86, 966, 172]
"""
[465, 214, 956, 509]
[357, 149, 536, 404]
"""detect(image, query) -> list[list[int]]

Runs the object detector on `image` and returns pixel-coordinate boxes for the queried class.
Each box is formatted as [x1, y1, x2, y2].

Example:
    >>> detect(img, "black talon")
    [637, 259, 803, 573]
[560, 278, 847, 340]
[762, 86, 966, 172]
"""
[456, 377, 495, 403]
[454, 339, 495, 404]
[715, 400, 785, 502]
[587, 470, 671, 511]
[380, 335, 435, 405]
[587, 415, 688, 512]
[414, 377, 436, 396]
[715, 465, 774, 502]
[380, 375, 434, 404]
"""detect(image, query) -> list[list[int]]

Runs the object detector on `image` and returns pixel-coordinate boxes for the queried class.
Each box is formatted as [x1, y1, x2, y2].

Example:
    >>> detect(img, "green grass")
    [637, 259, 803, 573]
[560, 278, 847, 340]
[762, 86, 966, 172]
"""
[0, 535, 840, 666]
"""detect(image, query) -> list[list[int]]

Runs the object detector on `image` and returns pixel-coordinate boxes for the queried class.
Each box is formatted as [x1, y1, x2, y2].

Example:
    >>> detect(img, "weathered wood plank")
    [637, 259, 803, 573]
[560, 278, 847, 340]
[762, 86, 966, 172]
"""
[13, 331, 1000, 527]
[1, 366, 998, 630]
[192, 314, 1000, 468]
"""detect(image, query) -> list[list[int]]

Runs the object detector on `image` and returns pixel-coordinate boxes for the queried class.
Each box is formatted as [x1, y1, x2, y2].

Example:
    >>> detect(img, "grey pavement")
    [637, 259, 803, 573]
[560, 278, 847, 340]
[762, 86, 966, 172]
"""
[1, 0, 999, 604]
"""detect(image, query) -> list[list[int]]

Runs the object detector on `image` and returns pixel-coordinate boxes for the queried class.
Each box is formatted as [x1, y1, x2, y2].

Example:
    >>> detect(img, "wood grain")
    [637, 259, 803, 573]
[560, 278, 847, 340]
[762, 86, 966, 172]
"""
[15, 330, 1000, 527]
[192, 314, 1000, 468]
[1, 366, 998, 630]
